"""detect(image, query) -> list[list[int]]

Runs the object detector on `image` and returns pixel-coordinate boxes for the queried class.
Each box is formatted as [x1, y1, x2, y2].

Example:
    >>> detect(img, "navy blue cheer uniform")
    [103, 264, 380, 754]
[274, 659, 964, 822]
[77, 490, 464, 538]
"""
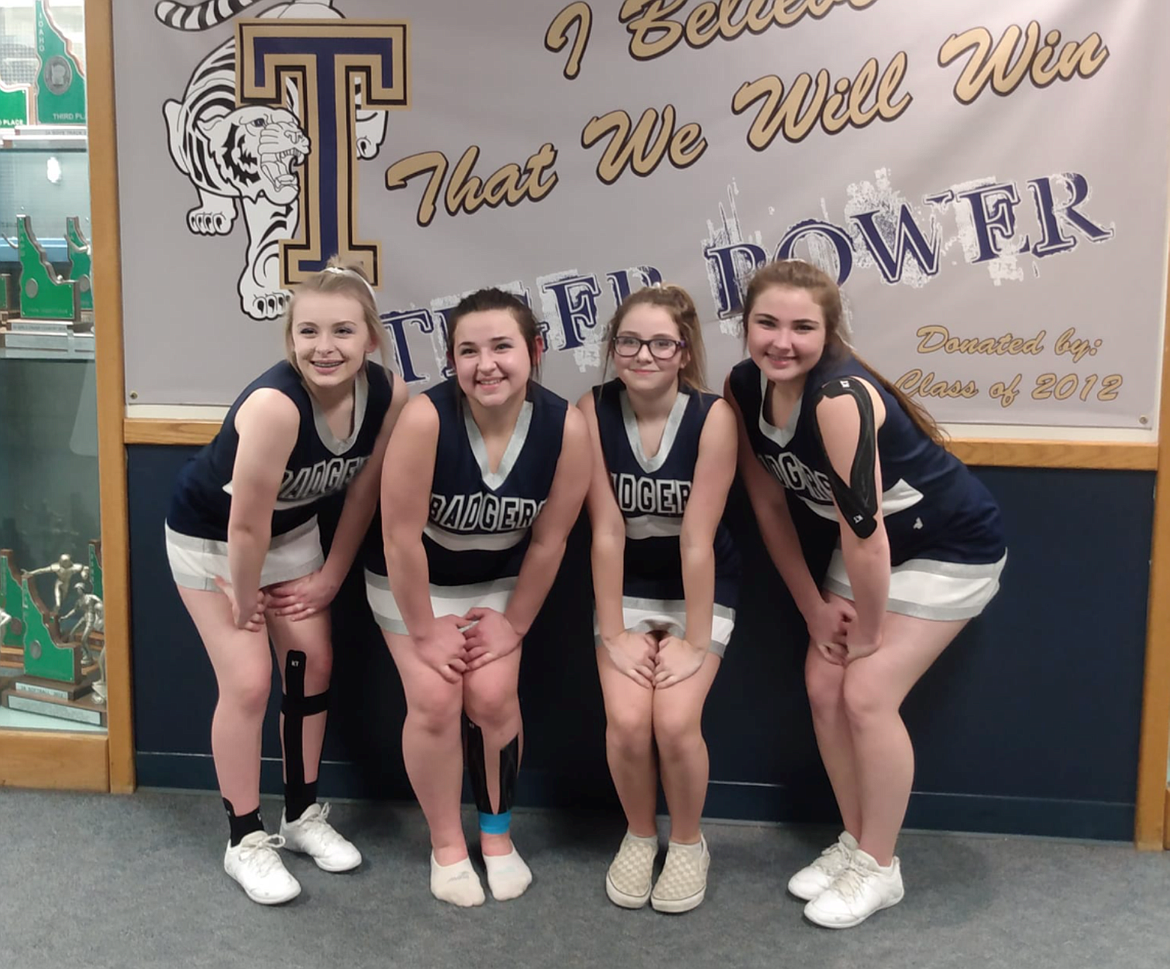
[592, 379, 740, 654]
[365, 378, 568, 634]
[166, 360, 393, 590]
[728, 352, 1005, 620]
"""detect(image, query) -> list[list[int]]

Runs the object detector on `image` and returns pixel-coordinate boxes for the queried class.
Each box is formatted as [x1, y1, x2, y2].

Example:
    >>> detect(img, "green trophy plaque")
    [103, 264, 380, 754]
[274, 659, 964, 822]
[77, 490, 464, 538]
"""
[0, 79, 30, 128]
[0, 565, 106, 723]
[19, 575, 80, 683]
[88, 540, 103, 601]
[17, 215, 79, 321]
[65, 217, 93, 315]
[0, 272, 11, 314]
[1, 551, 25, 677]
[35, 0, 86, 126]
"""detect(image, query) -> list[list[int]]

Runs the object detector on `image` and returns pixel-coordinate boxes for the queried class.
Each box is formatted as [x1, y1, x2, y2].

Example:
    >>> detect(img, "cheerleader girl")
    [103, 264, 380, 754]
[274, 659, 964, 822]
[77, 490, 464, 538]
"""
[166, 260, 406, 904]
[579, 285, 739, 913]
[365, 288, 591, 906]
[726, 260, 1005, 928]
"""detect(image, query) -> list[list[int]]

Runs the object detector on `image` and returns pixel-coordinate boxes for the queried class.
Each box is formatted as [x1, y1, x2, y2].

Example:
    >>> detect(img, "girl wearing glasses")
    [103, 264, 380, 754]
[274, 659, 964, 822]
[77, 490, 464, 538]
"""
[577, 285, 739, 914]
[726, 260, 1005, 928]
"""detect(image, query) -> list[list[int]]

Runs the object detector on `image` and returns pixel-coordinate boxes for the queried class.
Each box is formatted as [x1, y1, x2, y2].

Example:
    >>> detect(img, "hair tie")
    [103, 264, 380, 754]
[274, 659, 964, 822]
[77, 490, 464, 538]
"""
[322, 265, 377, 304]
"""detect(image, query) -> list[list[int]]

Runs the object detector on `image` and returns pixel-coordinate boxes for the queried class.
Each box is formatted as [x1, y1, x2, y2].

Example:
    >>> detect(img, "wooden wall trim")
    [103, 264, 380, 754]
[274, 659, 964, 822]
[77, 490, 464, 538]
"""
[124, 418, 223, 446]
[0, 731, 110, 791]
[947, 439, 1156, 471]
[1164, 786, 1170, 850]
[1134, 247, 1170, 848]
[125, 417, 1157, 470]
[86, 0, 136, 793]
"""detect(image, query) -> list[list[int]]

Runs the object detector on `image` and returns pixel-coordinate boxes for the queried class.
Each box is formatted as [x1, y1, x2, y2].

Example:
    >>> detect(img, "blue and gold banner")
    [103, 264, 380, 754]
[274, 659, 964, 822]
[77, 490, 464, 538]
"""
[113, 0, 1169, 429]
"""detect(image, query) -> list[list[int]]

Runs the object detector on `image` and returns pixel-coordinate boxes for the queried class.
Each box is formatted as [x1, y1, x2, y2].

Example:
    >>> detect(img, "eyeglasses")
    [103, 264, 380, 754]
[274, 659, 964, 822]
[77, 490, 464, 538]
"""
[613, 335, 687, 359]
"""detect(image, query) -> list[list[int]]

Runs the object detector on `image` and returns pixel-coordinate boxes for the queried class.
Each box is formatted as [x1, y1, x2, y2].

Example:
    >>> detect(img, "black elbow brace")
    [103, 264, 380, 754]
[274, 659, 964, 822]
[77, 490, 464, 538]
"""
[812, 378, 879, 539]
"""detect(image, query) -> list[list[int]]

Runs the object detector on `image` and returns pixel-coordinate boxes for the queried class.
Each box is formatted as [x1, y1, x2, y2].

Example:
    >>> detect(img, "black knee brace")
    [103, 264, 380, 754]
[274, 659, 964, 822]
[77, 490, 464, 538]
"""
[281, 650, 330, 788]
[462, 712, 519, 816]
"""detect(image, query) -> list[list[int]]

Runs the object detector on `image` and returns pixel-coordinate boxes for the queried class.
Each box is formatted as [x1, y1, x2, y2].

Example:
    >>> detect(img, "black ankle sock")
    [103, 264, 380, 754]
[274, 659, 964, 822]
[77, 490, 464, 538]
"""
[223, 798, 264, 847]
[284, 780, 318, 823]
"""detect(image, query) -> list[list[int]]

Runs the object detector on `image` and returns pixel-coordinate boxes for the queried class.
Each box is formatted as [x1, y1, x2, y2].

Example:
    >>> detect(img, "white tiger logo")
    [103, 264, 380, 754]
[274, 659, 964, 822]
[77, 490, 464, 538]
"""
[156, 0, 388, 320]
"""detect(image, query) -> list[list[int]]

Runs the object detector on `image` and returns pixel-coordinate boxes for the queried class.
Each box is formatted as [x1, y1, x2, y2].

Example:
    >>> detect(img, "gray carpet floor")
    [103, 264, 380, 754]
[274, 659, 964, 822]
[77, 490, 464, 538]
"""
[2, 789, 1168, 969]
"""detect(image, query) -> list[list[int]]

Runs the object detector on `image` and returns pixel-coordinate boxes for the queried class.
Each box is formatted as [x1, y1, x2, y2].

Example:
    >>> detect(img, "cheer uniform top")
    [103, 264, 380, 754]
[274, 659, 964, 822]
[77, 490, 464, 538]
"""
[728, 352, 1005, 620]
[166, 360, 393, 590]
[365, 378, 568, 634]
[592, 379, 739, 654]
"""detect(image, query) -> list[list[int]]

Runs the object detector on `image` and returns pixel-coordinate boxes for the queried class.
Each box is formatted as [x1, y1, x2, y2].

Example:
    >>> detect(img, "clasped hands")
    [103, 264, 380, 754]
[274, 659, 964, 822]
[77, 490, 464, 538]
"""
[602, 629, 708, 690]
[807, 597, 882, 666]
[413, 607, 522, 684]
[215, 569, 341, 632]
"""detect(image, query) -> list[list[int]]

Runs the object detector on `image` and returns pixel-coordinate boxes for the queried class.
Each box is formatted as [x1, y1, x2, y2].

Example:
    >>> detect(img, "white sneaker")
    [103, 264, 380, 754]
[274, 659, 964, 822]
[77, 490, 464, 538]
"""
[803, 848, 904, 928]
[787, 831, 858, 900]
[223, 832, 301, 905]
[279, 803, 362, 872]
[605, 831, 658, 909]
[650, 835, 709, 914]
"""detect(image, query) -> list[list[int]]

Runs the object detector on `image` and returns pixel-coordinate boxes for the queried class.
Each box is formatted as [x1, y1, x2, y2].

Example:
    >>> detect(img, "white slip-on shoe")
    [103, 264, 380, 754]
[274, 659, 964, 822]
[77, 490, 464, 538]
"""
[605, 831, 658, 909]
[650, 834, 710, 914]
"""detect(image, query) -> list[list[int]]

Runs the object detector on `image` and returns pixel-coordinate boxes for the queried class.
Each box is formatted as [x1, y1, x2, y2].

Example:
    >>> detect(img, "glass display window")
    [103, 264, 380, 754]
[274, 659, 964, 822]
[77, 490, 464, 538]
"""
[1, 0, 104, 733]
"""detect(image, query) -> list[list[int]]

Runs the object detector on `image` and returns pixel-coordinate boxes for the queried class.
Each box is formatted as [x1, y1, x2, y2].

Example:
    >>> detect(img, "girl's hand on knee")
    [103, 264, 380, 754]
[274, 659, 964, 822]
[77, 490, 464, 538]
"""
[653, 636, 707, 689]
[213, 576, 267, 633]
[602, 630, 657, 689]
[814, 639, 848, 666]
[266, 569, 340, 620]
[460, 608, 522, 671]
[843, 626, 883, 664]
[412, 615, 468, 683]
[806, 596, 855, 647]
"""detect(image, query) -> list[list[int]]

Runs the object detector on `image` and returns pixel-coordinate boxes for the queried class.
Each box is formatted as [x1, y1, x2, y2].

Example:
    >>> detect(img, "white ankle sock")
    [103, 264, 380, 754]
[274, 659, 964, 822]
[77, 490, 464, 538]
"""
[430, 853, 485, 908]
[625, 830, 658, 845]
[483, 847, 532, 901]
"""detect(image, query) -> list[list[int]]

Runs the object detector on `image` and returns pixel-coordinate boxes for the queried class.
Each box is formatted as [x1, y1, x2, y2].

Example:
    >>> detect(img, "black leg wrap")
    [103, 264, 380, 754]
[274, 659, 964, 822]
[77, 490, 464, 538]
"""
[281, 650, 330, 792]
[497, 733, 520, 815]
[462, 713, 520, 815]
[223, 798, 264, 847]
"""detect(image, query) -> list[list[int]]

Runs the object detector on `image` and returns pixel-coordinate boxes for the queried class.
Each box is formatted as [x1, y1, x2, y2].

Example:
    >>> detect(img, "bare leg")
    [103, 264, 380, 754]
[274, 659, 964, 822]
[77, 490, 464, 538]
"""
[651, 652, 721, 844]
[382, 630, 467, 863]
[840, 607, 968, 865]
[805, 642, 863, 837]
[177, 586, 273, 816]
[596, 649, 657, 837]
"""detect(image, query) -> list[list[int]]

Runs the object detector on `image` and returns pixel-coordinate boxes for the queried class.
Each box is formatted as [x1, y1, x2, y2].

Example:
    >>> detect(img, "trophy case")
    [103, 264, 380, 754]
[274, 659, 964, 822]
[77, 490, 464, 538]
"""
[1, 0, 119, 789]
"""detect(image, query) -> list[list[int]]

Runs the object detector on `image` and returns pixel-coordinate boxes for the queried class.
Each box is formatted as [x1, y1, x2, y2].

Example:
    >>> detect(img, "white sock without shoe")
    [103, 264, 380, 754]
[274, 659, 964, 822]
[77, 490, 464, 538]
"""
[430, 853, 485, 908]
[483, 847, 532, 901]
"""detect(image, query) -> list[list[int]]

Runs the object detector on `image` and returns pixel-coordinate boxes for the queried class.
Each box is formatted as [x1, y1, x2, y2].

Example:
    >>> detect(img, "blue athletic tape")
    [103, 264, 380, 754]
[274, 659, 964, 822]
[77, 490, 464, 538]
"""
[478, 810, 512, 834]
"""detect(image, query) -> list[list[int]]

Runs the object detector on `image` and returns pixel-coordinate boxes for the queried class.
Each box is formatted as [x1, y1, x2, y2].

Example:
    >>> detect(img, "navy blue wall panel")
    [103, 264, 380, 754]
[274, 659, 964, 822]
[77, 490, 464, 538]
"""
[127, 446, 1152, 840]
